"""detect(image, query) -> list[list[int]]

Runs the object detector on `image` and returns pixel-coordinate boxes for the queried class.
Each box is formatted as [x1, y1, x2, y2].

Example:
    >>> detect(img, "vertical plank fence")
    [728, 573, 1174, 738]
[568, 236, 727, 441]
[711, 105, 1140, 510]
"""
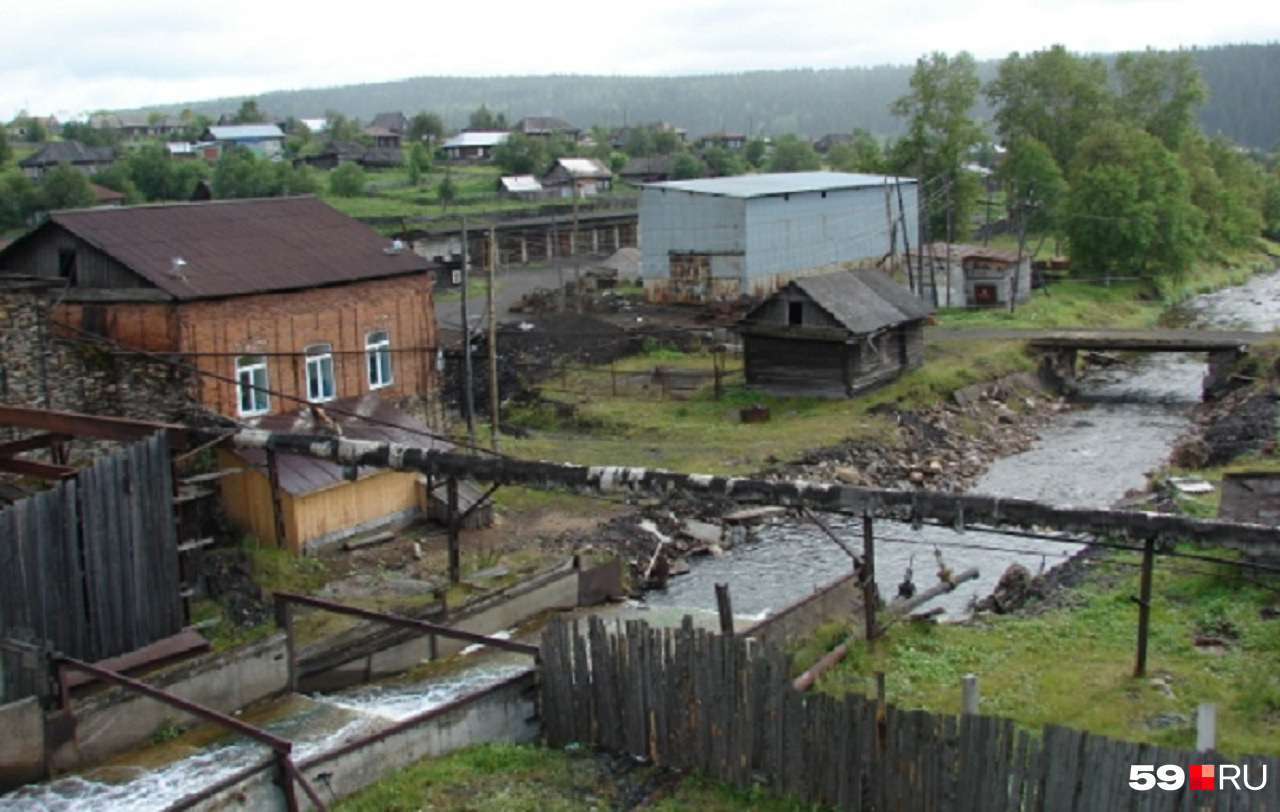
[541, 617, 1280, 812]
[0, 432, 183, 703]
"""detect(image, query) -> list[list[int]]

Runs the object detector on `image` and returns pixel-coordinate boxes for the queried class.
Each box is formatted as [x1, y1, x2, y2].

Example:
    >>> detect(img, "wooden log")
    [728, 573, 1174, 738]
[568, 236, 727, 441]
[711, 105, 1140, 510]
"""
[791, 567, 979, 692]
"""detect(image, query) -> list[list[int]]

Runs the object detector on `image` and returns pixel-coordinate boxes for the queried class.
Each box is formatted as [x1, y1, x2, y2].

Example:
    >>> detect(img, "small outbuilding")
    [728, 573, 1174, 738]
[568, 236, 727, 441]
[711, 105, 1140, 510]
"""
[737, 269, 933, 398]
[910, 243, 1033, 309]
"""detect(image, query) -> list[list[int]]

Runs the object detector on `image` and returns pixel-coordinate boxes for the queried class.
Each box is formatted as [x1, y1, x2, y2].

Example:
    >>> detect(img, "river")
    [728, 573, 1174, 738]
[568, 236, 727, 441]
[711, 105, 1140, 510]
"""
[639, 269, 1280, 622]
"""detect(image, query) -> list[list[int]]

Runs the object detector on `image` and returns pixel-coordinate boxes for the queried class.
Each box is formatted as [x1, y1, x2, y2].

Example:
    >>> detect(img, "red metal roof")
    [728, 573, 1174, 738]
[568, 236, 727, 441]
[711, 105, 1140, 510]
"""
[47, 197, 435, 300]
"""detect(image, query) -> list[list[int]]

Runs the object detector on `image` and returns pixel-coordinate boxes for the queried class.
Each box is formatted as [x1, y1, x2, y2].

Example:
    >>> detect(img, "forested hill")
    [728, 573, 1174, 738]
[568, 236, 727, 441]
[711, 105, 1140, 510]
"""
[177, 42, 1279, 149]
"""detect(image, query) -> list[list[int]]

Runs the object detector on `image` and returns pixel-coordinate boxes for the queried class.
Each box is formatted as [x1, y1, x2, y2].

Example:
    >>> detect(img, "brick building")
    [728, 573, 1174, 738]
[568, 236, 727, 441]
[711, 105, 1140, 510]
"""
[0, 197, 443, 421]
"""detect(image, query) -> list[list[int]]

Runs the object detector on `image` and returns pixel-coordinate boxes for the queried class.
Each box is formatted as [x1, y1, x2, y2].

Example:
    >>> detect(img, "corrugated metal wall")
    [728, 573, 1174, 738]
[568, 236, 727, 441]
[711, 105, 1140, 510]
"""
[641, 180, 919, 302]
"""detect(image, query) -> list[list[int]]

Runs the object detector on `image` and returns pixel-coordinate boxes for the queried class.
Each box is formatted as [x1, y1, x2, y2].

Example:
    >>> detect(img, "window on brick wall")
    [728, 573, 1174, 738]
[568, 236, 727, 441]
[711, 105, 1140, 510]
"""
[235, 355, 270, 416]
[365, 330, 393, 389]
[305, 343, 336, 402]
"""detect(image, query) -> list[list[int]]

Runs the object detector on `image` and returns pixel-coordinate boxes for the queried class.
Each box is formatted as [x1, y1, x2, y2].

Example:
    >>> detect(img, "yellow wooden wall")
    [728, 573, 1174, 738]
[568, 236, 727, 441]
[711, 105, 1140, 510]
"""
[216, 449, 420, 553]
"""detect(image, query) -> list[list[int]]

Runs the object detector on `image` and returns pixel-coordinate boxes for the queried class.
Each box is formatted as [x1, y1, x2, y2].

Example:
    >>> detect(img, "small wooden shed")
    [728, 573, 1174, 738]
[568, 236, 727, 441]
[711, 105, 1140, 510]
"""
[217, 394, 451, 553]
[737, 269, 932, 398]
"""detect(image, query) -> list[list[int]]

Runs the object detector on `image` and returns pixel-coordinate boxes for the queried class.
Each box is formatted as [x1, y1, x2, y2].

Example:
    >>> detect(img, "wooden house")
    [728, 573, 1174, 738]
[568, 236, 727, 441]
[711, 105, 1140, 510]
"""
[19, 140, 117, 179]
[737, 269, 932, 398]
[542, 157, 612, 197]
[441, 131, 508, 161]
[512, 116, 581, 141]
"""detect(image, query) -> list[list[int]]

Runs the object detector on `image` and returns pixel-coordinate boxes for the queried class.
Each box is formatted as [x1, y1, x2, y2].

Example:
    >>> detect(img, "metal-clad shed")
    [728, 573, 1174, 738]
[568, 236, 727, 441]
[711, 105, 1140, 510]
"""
[639, 171, 919, 304]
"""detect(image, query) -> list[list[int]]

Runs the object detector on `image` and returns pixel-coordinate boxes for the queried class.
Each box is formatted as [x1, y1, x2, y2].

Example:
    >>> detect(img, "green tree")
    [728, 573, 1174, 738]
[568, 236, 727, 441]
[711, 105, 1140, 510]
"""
[890, 51, 985, 241]
[742, 138, 768, 169]
[272, 161, 318, 196]
[177, 109, 213, 142]
[1114, 49, 1207, 152]
[39, 163, 96, 211]
[492, 132, 547, 175]
[469, 105, 506, 131]
[849, 129, 885, 173]
[985, 45, 1113, 172]
[825, 141, 858, 172]
[232, 99, 266, 124]
[623, 126, 653, 157]
[0, 167, 37, 230]
[1065, 122, 1200, 283]
[212, 147, 276, 199]
[324, 110, 363, 144]
[702, 145, 744, 177]
[437, 172, 457, 211]
[996, 135, 1067, 237]
[0, 128, 10, 165]
[408, 112, 444, 146]
[90, 162, 144, 204]
[61, 120, 118, 148]
[768, 134, 822, 172]
[407, 142, 431, 185]
[127, 143, 177, 201]
[328, 162, 366, 197]
[671, 152, 705, 180]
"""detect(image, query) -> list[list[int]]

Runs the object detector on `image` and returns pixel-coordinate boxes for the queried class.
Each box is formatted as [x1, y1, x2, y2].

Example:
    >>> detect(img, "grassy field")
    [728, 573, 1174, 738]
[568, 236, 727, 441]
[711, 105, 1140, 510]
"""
[333, 742, 820, 812]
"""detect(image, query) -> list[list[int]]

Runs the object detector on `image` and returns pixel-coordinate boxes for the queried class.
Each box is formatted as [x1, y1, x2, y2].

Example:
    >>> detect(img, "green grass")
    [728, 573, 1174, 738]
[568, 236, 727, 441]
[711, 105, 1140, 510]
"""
[334, 742, 823, 811]
[798, 547, 1280, 757]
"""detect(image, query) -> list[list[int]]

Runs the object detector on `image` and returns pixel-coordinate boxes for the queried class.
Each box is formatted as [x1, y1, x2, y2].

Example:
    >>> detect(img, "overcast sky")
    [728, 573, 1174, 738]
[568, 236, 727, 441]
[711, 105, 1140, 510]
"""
[4, 0, 1278, 122]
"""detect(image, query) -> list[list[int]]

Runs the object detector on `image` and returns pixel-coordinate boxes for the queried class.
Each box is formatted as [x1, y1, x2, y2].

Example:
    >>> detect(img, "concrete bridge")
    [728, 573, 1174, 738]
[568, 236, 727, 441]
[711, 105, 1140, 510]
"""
[928, 326, 1276, 397]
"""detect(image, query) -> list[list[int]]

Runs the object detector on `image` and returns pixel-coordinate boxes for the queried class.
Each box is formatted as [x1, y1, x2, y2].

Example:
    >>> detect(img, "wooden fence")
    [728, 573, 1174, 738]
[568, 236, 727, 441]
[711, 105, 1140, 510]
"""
[0, 432, 183, 703]
[541, 616, 1280, 811]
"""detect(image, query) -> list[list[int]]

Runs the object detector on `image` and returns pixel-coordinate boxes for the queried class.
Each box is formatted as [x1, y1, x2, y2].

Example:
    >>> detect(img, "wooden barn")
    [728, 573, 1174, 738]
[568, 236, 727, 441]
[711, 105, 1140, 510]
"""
[737, 269, 933, 398]
[217, 394, 451, 553]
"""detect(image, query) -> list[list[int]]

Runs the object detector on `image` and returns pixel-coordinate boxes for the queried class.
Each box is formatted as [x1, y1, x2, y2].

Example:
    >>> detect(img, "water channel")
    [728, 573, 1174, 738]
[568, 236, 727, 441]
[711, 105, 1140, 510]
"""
[4, 269, 1276, 809]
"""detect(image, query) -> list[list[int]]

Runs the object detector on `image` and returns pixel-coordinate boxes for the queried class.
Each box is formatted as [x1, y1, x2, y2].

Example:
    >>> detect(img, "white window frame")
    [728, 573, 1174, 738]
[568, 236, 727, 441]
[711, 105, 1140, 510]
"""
[235, 355, 270, 416]
[365, 330, 393, 389]
[305, 343, 336, 402]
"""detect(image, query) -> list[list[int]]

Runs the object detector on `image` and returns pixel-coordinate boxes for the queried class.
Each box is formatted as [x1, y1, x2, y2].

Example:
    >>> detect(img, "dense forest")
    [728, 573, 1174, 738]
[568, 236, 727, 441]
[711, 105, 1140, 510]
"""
[170, 43, 1279, 149]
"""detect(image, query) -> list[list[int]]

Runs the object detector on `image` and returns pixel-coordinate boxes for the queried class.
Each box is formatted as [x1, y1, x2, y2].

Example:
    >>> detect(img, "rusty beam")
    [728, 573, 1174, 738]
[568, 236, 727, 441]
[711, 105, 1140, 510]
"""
[0, 406, 190, 449]
[54, 656, 292, 754]
[274, 591, 539, 657]
[0, 457, 77, 480]
[0, 433, 72, 457]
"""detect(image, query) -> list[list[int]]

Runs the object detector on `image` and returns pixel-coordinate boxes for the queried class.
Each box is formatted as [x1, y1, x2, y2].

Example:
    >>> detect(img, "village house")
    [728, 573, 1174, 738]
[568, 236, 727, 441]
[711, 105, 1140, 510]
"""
[0, 196, 443, 420]
[199, 123, 286, 159]
[909, 243, 1033, 309]
[619, 156, 680, 185]
[0, 196, 447, 551]
[18, 140, 118, 180]
[639, 171, 920, 303]
[440, 131, 509, 161]
[696, 129, 747, 151]
[512, 116, 581, 141]
[737, 269, 933, 398]
[542, 157, 612, 197]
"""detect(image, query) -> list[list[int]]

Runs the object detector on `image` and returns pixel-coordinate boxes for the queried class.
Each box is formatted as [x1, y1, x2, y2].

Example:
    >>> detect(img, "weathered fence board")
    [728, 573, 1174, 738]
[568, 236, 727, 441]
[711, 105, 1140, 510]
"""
[0, 433, 182, 702]
[541, 618, 1280, 812]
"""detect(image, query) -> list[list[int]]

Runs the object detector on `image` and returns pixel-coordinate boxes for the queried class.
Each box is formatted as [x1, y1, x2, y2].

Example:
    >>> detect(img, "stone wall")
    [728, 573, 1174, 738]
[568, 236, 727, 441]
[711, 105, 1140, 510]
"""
[0, 279, 203, 441]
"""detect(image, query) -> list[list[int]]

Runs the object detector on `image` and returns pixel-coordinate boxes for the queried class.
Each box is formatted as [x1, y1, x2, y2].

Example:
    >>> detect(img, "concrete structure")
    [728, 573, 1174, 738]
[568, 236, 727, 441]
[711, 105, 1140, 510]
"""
[910, 243, 1033, 309]
[639, 171, 919, 303]
[743, 572, 862, 649]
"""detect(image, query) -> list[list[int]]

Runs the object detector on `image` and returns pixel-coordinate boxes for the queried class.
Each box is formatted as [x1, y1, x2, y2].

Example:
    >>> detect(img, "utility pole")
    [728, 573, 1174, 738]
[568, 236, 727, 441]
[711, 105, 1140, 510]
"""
[487, 226, 500, 453]
[460, 215, 475, 447]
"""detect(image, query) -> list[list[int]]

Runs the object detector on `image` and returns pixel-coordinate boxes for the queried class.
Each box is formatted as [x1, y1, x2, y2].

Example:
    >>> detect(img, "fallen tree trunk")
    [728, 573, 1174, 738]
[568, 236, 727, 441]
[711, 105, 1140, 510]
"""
[791, 567, 978, 692]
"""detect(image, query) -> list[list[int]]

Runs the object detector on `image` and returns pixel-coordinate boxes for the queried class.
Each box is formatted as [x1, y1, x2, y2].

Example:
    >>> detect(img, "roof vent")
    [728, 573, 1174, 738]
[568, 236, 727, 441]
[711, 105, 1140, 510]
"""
[167, 257, 187, 279]
[383, 239, 406, 255]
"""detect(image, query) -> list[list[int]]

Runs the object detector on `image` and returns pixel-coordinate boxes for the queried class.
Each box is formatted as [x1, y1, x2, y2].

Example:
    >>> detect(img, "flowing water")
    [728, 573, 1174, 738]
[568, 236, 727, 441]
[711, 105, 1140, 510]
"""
[0, 655, 531, 811]
[640, 270, 1280, 622]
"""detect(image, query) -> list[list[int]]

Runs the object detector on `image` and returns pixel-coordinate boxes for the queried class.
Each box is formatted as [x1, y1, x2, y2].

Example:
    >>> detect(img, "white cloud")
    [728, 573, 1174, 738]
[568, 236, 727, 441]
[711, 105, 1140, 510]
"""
[2, 0, 1277, 120]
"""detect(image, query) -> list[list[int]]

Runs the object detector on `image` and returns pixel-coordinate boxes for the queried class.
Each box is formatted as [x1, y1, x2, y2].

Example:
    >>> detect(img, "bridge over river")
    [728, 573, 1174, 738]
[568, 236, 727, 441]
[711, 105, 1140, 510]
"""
[928, 326, 1276, 396]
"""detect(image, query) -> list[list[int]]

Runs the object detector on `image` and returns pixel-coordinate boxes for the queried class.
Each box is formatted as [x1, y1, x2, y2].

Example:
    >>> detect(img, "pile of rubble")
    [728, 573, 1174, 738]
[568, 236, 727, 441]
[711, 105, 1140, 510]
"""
[764, 375, 1072, 493]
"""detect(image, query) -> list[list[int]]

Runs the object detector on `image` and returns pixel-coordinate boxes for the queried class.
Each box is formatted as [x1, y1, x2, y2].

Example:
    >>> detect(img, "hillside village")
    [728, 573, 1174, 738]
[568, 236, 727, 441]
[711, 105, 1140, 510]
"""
[1, 43, 1280, 809]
